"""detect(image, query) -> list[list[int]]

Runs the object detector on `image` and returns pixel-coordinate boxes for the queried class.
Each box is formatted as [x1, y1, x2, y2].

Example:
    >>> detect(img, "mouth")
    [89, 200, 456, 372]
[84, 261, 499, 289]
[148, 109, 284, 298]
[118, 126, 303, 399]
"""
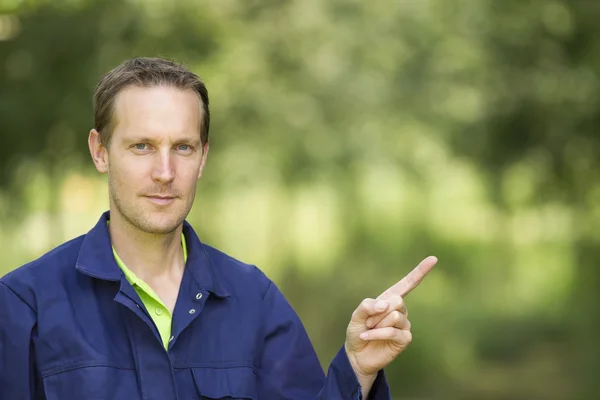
[145, 195, 177, 205]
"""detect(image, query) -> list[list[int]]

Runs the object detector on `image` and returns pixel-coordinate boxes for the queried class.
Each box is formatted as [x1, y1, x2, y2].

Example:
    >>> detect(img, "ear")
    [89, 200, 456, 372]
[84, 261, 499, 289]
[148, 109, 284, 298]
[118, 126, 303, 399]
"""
[88, 129, 109, 174]
[198, 142, 209, 179]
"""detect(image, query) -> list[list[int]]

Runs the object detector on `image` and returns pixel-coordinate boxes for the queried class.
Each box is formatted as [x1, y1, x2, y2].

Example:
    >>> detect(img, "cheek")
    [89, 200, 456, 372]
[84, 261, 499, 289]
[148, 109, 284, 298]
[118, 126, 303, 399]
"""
[178, 160, 202, 183]
[182, 172, 200, 191]
[109, 160, 144, 191]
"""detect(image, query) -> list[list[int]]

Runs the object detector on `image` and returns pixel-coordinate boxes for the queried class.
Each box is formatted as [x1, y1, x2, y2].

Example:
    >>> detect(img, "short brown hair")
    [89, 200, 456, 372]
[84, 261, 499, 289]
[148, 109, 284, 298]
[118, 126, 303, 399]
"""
[93, 57, 210, 147]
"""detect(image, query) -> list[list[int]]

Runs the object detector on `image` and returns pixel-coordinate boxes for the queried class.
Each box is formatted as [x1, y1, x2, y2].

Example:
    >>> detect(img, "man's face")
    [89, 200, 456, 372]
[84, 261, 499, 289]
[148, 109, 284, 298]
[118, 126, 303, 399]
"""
[93, 85, 208, 234]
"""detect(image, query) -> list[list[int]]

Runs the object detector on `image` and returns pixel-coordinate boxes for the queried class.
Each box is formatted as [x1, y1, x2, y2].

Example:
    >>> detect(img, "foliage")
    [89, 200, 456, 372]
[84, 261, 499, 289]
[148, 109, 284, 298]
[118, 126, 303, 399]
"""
[1, 0, 599, 397]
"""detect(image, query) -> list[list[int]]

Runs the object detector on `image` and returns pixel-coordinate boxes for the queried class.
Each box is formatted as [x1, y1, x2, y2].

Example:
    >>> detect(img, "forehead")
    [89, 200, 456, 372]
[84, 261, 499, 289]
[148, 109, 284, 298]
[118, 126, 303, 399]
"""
[111, 85, 203, 140]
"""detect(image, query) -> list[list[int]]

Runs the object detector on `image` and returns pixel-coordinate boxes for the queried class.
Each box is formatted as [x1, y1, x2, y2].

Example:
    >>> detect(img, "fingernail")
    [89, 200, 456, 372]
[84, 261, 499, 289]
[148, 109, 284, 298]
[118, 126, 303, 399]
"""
[375, 301, 388, 311]
[360, 332, 369, 340]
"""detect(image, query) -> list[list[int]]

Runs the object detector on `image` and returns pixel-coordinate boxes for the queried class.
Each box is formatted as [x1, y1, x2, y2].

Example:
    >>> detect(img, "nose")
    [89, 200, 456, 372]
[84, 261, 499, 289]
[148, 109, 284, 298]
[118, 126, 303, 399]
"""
[151, 149, 175, 184]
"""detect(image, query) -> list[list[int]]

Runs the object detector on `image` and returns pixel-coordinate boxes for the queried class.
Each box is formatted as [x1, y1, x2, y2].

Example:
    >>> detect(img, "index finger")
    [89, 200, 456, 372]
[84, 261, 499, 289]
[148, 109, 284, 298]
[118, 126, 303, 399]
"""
[378, 256, 438, 300]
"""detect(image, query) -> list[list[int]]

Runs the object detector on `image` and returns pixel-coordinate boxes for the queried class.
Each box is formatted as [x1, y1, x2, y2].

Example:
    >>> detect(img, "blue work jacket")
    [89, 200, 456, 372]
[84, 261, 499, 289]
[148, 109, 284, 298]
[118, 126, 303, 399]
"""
[0, 212, 391, 399]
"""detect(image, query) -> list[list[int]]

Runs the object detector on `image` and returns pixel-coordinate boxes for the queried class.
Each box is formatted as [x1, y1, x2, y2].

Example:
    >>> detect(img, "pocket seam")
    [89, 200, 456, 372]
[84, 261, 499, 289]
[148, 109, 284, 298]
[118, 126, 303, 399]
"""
[172, 361, 254, 369]
[191, 366, 256, 399]
[41, 361, 136, 378]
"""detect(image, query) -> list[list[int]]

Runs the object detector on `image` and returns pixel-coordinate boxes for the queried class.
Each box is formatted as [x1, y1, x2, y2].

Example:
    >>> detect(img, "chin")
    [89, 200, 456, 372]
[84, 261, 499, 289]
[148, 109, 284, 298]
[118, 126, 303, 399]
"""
[112, 197, 190, 234]
[134, 210, 186, 235]
[140, 221, 181, 235]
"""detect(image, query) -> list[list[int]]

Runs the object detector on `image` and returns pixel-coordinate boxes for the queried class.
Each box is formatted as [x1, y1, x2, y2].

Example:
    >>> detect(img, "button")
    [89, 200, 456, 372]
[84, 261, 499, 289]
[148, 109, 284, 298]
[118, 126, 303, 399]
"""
[189, 309, 196, 315]
[155, 308, 163, 316]
[195, 293, 203, 300]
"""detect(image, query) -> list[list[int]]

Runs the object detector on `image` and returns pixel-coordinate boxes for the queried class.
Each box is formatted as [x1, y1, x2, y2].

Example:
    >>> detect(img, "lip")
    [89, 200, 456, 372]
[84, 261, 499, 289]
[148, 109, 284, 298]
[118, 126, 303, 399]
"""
[145, 195, 176, 205]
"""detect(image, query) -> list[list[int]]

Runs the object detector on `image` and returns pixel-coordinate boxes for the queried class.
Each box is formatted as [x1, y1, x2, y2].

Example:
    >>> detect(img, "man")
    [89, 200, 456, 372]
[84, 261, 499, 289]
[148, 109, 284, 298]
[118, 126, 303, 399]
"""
[0, 57, 437, 399]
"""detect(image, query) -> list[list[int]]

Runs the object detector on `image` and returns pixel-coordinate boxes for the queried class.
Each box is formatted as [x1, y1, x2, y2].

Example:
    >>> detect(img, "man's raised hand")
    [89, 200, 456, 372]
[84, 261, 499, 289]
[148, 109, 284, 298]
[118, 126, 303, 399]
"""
[344, 256, 438, 394]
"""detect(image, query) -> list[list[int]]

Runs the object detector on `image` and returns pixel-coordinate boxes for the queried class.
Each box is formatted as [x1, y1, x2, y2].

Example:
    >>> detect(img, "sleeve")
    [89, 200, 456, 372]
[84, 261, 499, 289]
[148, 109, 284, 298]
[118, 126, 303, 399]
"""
[256, 280, 391, 400]
[0, 281, 38, 399]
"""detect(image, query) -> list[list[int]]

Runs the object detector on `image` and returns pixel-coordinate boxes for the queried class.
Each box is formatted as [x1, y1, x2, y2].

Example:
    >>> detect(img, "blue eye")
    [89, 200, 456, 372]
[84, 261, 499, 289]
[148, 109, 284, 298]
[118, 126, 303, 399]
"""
[177, 144, 195, 153]
[134, 143, 148, 150]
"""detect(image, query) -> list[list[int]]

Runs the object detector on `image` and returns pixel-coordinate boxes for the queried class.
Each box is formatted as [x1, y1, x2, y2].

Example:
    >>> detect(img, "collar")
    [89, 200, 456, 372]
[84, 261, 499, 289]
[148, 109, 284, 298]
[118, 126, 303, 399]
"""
[75, 211, 230, 298]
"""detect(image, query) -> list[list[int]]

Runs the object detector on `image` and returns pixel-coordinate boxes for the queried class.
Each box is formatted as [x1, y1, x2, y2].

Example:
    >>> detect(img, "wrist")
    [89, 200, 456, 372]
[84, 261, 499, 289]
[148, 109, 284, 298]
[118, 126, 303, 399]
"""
[344, 343, 378, 397]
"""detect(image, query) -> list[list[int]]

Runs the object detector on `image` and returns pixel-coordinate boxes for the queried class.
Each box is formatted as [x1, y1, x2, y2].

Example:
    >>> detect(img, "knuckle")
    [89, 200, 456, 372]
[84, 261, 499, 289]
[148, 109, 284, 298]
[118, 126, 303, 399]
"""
[390, 295, 402, 306]
[398, 298, 407, 310]
[361, 298, 373, 308]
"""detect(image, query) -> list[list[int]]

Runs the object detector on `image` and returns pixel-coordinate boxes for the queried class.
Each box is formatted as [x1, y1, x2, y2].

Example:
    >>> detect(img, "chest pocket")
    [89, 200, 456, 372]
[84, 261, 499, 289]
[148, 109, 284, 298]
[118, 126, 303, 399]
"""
[192, 366, 256, 399]
[41, 364, 140, 400]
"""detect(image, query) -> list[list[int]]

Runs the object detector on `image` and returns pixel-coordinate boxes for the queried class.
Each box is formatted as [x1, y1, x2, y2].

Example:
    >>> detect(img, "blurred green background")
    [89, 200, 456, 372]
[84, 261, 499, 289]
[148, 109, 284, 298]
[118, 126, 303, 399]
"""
[1, 0, 599, 398]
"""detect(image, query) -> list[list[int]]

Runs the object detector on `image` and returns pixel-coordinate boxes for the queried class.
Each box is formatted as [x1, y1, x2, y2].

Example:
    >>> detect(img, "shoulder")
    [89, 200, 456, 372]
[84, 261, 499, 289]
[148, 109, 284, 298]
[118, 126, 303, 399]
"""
[200, 243, 274, 298]
[0, 235, 85, 308]
[199, 243, 303, 325]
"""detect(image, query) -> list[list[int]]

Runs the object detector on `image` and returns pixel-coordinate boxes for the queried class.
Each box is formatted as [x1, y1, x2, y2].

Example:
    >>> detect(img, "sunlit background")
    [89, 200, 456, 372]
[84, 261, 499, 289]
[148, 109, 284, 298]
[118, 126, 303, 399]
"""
[1, 0, 599, 398]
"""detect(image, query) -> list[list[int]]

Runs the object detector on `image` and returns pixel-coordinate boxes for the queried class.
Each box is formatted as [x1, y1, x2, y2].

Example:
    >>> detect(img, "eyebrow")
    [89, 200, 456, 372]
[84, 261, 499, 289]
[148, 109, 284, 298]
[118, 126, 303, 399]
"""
[173, 137, 201, 146]
[124, 136, 154, 144]
[124, 136, 201, 146]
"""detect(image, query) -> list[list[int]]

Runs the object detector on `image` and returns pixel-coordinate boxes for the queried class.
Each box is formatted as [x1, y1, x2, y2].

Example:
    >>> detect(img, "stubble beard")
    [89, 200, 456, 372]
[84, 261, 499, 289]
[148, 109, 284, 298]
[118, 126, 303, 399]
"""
[108, 175, 194, 235]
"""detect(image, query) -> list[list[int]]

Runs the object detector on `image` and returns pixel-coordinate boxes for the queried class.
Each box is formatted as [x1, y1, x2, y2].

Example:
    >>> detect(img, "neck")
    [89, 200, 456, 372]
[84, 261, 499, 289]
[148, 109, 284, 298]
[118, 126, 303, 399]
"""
[108, 210, 185, 281]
